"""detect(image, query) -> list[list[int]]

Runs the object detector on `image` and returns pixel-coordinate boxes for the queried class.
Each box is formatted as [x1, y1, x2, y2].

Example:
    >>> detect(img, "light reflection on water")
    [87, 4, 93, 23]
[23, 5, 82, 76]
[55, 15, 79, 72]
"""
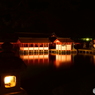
[20, 53, 95, 68]
[54, 54, 72, 67]
[20, 54, 49, 65]
[20, 53, 95, 95]
[20, 54, 73, 67]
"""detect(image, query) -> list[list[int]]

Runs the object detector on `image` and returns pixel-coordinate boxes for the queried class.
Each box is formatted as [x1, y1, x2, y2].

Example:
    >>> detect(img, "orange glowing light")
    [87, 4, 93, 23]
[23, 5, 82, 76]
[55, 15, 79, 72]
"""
[54, 39, 60, 43]
[20, 55, 48, 60]
[20, 54, 49, 64]
[4, 76, 16, 88]
[56, 44, 71, 50]
[66, 45, 71, 50]
[55, 61, 60, 67]
[20, 47, 49, 51]
[62, 46, 66, 50]
[55, 55, 71, 67]
[93, 44, 95, 48]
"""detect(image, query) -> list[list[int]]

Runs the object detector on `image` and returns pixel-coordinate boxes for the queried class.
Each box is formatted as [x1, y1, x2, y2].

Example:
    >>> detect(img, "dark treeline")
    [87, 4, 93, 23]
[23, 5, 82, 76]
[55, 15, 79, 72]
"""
[0, 0, 95, 37]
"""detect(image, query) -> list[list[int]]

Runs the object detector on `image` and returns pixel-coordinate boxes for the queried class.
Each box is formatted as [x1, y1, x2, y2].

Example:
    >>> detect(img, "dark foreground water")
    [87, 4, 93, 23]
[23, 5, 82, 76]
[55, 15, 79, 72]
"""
[20, 54, 95, 95]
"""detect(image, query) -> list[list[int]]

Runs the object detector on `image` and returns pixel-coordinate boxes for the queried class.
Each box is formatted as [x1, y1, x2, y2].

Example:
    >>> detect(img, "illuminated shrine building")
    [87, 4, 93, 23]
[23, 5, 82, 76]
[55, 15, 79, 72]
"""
[18, 37, 50, 53]
[53, 38, 74, 51]
[0, 33, 74, 53]
[18, 37, 74, 53]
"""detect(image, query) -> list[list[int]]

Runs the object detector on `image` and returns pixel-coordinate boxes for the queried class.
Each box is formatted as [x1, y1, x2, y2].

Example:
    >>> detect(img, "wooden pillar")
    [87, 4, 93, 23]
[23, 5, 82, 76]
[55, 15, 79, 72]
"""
[48, 43, 49, 54]
[65, 43, 67, 51]
[28, 50, 29, 64]
[29, 43, 31, 53]
[28, 43, 29, 53]
[38, 43, 39, 53]
[43, 53, 44, 63]
[43, 43, 44, 53]
[22, 43, 24, 54]
[33, 43, 34, 54]
[60, 43, 62, 54]
[58, 44, 59, 54]
[37, 43, 38, 53]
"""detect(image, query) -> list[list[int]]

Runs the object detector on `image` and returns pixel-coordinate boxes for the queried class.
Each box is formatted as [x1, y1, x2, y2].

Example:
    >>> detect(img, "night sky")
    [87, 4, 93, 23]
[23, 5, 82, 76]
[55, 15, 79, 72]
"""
[0, 0, 95, 37]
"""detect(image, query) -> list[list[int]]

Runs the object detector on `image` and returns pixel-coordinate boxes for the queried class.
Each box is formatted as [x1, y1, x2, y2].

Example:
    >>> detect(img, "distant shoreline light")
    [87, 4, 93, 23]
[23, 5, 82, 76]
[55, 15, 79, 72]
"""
[93, 88, 95, 94]
[81, 38, 92, 41]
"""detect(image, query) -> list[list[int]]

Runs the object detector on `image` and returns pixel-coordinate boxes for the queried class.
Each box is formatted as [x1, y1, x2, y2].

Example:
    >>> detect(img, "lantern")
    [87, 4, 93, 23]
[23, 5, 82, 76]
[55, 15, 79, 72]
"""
[4, 75, 16, 88]
[0, 70, 27, 95]
[0, 41, 27, 95]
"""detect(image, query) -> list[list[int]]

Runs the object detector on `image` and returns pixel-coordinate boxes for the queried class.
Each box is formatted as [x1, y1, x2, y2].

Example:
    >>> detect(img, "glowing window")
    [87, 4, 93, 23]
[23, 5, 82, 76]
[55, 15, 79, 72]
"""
[4, 76, 16, 88]
[56, 45, 58, 50]
[62, 45, 66, 50]
[56, 45, 62, 50]
[66, 45, 71, 50]
[58, 45, 62, 50]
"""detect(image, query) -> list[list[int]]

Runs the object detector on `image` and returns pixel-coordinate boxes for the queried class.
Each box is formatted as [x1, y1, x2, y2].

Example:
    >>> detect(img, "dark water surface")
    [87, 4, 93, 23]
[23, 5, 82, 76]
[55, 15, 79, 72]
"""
[20, 54, 95, 95]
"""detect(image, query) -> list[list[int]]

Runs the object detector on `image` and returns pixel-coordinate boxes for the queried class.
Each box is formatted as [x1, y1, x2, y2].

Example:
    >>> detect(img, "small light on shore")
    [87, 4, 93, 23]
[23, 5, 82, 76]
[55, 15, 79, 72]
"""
[93, 88, 95, 94]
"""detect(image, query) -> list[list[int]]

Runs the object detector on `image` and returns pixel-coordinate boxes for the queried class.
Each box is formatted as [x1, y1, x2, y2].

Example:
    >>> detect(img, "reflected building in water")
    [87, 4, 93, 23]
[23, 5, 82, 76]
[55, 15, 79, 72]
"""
[20, 54, 49, 65]
[54, 54, 72, 67]
[20, 54, 73, 67]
